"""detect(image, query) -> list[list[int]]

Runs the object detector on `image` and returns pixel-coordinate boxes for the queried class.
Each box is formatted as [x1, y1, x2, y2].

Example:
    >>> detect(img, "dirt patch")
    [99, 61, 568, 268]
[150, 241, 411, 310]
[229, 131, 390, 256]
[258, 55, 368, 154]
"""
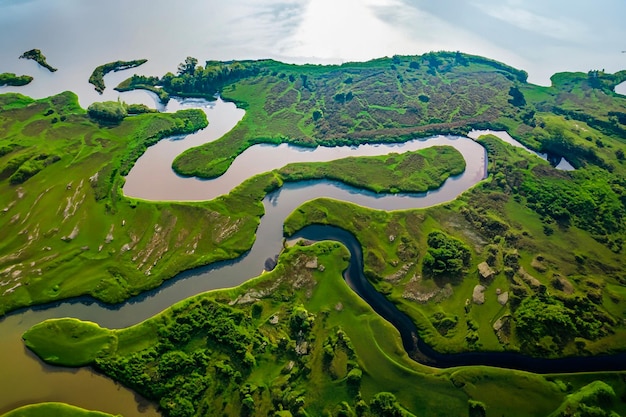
[403, 274, 453, 303]
[551, 274, 575, 294]
[518, 267, 542, 289]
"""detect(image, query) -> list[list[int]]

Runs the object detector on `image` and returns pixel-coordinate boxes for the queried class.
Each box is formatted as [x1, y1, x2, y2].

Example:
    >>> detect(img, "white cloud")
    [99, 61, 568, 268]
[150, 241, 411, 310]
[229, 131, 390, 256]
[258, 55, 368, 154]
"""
[471, 0, 587, 41]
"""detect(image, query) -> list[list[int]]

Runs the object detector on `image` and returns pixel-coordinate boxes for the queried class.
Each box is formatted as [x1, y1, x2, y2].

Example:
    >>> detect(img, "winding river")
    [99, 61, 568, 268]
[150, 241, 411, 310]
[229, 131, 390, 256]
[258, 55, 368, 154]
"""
[0, 96, 616, 417]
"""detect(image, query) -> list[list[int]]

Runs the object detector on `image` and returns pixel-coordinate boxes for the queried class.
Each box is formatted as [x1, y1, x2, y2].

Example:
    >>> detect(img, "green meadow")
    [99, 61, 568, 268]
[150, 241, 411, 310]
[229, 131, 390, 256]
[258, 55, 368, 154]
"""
[22, 241, 626, 417]
[0, 91, 461, 316]
[6, 51, 626, 416]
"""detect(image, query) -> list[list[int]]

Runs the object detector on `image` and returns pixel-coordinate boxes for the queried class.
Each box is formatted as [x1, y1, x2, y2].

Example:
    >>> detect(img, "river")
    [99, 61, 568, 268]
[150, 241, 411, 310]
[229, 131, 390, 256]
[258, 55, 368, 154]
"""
[0, 95, 489, 416]
[0, 85, 597, 415]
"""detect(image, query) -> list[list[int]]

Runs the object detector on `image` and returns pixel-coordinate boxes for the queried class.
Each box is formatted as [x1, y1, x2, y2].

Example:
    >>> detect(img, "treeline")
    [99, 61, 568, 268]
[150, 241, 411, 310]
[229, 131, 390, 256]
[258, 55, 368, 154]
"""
[89, 59, 148, 94]
[160, 57, 261, 97]
[86, 100, 158, 123]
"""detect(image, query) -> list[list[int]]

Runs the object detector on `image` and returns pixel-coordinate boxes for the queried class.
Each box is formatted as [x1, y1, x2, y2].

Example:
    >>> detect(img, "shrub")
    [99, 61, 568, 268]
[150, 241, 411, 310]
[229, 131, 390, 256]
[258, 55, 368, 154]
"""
[87, 101, 128, 123]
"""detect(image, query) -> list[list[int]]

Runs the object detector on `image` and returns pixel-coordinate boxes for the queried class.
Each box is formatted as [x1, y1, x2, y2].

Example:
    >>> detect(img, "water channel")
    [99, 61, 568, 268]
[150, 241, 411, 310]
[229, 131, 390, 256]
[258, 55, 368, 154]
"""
[0, 95, 609, 417]
[0, 96, 486, 416]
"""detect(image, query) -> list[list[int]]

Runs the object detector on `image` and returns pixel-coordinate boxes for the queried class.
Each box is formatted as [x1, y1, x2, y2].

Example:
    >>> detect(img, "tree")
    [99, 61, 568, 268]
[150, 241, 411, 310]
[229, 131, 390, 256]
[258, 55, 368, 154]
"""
[508, 86, 526, 107]
[177, 56, 198, 76]
[369, 392, 408, 417]
[87, 101, 127, 123]
[422, 231, 471, 276]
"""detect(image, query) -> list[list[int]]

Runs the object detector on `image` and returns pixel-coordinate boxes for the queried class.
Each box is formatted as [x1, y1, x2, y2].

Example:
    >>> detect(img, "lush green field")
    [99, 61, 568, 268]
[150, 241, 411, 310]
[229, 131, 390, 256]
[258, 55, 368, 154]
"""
[0, 92, 265, 315]
[284, 135, 626, 358]
[277, 145, 465, 193]
[8, 52, 626, 416]
[23, 241, 626, 417]
[158, 52, 626, 181]
[0, 403, 117, 417]
[0, 92, 462, 316]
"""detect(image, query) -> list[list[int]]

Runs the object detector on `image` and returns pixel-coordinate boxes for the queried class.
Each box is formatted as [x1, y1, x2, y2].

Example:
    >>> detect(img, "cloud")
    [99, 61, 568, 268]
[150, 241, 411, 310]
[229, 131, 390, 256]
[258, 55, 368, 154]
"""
[471, 0, 587, 42]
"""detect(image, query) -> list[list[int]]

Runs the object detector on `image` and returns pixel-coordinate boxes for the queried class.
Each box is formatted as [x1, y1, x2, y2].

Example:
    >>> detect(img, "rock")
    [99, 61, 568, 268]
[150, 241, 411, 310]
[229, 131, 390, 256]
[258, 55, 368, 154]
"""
[518, 267, 541, 289]
[264, 255, 278, 271]
[472, 285, 486, 304]
[478, 262, 495, 280]
[305, 258, 318, 269]
[497, 291, 509, 305]
[531, 256, 547, 272]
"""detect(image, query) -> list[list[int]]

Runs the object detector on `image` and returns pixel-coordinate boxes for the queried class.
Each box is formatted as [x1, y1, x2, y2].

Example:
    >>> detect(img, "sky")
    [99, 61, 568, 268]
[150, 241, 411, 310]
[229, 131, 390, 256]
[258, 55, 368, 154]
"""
[0, 0, 624, 104]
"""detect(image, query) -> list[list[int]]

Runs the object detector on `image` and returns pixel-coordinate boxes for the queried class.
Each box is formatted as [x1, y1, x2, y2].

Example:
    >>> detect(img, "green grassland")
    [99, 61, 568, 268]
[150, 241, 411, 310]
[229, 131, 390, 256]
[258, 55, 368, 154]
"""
[284, 134, 626, 358]
[22, 241, 626, 417]
[155, 52, 626, 182]
[0, 92, 266, 315]
[277, 145, 465, 194]
[168, 53, 527, 178]
[0, 92, 461, 316]
[0, 403, 118, 417]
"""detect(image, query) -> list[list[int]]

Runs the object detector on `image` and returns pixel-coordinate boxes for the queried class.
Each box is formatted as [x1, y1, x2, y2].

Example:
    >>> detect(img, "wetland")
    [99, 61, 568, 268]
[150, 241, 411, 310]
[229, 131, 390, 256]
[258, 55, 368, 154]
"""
[1, 12, 626, 415]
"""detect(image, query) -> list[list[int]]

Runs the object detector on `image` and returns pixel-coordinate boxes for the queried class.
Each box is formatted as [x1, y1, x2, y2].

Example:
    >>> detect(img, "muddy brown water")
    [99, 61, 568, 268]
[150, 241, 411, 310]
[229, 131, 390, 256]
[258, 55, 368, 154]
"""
[0, 97, 491, 416]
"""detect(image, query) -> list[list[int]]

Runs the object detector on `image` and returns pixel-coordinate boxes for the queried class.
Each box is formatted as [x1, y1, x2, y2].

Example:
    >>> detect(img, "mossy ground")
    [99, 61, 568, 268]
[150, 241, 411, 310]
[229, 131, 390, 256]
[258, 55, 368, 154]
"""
[0, 92, 263, 315]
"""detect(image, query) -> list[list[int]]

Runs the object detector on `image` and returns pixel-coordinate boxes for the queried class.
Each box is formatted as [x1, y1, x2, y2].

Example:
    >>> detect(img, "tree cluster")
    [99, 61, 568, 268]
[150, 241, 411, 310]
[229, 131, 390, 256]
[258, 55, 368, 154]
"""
[422, 231, 471, 276]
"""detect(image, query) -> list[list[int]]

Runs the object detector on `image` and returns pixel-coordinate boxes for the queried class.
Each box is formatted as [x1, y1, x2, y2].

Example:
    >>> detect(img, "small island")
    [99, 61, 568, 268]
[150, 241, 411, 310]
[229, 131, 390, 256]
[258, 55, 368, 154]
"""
[88, 59, 148, 94]
[19, 49, 57, 72]
[0, 72, 33, 87]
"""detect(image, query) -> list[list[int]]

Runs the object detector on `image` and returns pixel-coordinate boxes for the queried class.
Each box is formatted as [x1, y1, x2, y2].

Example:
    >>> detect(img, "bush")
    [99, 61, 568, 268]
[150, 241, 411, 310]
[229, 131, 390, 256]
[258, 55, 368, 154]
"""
[422, 231, 471, 276]
[87, 101, 128, 123]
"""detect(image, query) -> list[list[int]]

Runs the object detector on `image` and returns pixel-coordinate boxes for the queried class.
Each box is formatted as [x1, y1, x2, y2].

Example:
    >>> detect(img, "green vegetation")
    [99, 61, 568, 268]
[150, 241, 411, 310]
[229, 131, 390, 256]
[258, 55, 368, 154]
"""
[0, 91, 462, 316]
[0, 73, 33, 87]
[87, 101, 128, 123]
[285, 131, 626, 356]
[19, 49, 57, 72]
[548, 381, 620, 417]
[163, 52, 528, 179]
[23, 318, 115, 366]
[8, 53, 626, 417]
[284, 132, 626, 358]
[23, 242, 626, 417]
[422, 230, 471, 276]
[278, 145, 465, 193]
[88, 59, 148, 94]
[0, 403, 117, 417]
[0, 92, 268, 316]
[115, 75, 170, 103]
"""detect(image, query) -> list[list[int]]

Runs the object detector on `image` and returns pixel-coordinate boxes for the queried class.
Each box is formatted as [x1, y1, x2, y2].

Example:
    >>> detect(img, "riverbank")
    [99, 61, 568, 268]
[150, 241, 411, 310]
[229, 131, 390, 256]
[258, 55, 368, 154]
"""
[22, 240, 626, 416]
